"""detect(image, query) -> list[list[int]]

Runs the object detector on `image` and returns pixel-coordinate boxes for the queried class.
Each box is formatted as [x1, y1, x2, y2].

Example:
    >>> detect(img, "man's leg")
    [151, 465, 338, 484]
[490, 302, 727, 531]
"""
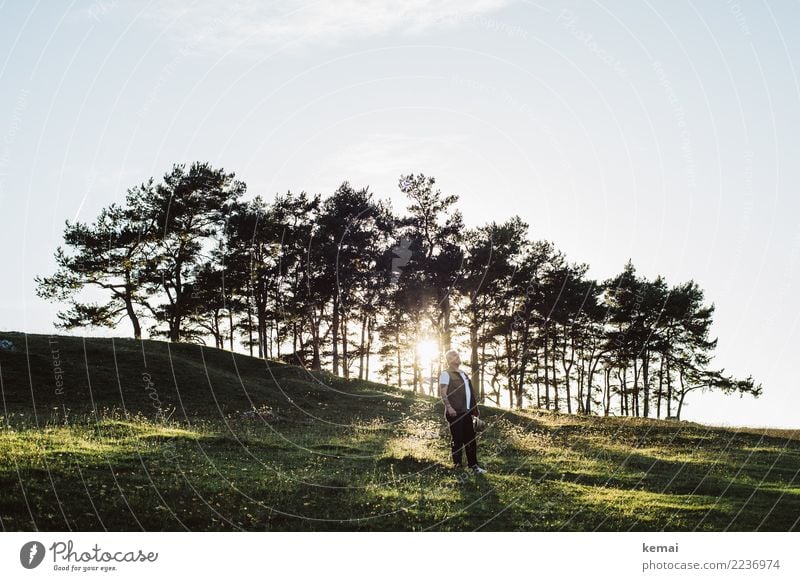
[464, 414, 478, 468]
[447, 413, 465, 466]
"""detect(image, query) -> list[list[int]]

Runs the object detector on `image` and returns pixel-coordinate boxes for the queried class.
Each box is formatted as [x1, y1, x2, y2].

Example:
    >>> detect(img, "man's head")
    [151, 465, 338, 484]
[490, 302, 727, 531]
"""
[444, 349, 461, 369]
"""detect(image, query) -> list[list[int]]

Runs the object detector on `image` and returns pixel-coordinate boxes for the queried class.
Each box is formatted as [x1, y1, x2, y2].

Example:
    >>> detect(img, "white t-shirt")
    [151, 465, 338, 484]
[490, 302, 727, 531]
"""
[439, 369, 471, 409]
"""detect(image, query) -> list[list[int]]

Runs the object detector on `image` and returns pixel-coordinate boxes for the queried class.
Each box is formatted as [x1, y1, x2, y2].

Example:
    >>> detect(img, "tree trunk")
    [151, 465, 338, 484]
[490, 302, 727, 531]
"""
[505, 332, 514, 408]
[292, 322, 298, 363]
[676, 366, 687, 419]
[469, 323, 480, 399]
[170, 263, 184, 342]
[517, 337, 528, 409]
[442, 295, 452, 351]
[341, 312, 349, 379]
[619, 367, 627, 416]
[551, 333, 559, 412]
[256, 286, 266, 358]
[124, 295, 142, 340]
[395, 325, 402, 389]
[229, 308, 234, 351]
[562, 329, 575, 414]
[543, 325, 550, 410]
[533, 349, 540, 409]
[358, 315, 367, 380]
[247, 293, 254, 357]
[310, 312, 321, 371]
[666, 354, 672, 417]
[480, 341, 487, 403]
[584, 353, 602, 416]
[331, 294, 340, 375]
[365, 316, 372, 381]
[656, 355, 664, 418]
[642, 348, 650, 417]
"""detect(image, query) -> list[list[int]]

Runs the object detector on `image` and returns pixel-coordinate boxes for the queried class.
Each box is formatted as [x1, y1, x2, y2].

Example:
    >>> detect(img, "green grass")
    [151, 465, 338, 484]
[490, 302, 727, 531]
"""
[1, 331, 799, 531]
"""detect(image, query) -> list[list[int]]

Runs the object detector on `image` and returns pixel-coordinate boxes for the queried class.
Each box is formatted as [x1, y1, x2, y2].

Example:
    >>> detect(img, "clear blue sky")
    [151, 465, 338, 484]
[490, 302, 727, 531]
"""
[1, 0, 798, 428]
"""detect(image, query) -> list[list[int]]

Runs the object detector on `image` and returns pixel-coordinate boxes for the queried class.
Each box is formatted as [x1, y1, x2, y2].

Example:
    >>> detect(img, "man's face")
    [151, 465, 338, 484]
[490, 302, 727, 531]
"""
[447, 352, 461, 368]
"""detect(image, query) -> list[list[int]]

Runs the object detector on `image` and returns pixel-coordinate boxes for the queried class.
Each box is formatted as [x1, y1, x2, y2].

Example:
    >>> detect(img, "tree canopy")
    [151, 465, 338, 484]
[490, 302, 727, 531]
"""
[37, 163, 762, 420]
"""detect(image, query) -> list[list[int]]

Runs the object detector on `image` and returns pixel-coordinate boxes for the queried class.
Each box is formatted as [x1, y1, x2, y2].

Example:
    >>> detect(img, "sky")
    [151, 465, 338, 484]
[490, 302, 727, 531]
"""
[0, 0, 798, 428]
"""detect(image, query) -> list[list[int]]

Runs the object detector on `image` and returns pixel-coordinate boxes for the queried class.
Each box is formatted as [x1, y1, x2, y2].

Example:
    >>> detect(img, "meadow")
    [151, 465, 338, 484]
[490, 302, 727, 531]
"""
[1, 332, 798, 531]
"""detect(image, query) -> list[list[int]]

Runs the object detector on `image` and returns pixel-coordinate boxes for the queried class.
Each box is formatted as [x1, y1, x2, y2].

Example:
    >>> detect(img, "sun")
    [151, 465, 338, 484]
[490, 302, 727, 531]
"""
[415, 339, 439, 362]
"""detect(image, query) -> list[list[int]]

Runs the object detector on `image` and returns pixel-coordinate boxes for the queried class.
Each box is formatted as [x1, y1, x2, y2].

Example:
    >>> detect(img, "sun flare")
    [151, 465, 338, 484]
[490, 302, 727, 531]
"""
[415, 339, 439, 362]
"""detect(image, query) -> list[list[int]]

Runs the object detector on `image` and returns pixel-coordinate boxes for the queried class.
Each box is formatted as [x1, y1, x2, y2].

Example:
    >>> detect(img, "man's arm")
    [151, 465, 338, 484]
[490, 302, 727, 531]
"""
[440, 383, 456, 416]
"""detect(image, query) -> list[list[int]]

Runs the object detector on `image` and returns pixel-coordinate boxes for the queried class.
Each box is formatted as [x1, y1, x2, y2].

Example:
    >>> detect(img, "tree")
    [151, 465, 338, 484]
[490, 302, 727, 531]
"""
[674, 368, 762, 419]
[36, 202, 155, 339]
[224, 196, 285, 358]
[313, 182, 393, 377]
[458, 218, 529, 402]
[501, 239, 558, 409]
[263, 191, 323, 367]
[182, 261, 231, 348]
[130, 162, 245, 342]
[604, 260, 648, 416]
[35, 164, 763, 420]
[398, 174, 464, 352]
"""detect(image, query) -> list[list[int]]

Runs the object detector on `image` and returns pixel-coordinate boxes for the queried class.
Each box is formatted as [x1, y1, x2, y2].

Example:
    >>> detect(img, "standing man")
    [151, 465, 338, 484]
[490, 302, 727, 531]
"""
[440, 349, 487, 474]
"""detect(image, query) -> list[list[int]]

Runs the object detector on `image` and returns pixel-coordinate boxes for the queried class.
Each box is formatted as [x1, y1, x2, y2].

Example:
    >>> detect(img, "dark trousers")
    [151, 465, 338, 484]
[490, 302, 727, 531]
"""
[446, 411, 478, 467]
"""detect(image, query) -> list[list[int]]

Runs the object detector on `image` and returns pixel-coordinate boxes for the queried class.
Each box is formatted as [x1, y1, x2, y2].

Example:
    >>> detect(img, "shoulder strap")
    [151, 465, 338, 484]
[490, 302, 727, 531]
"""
[459, 371, 476, 394]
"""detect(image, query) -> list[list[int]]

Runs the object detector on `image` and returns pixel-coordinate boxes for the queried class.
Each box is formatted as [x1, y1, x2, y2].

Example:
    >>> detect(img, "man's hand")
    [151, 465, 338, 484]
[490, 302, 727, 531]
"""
[445, 406, 457, 418]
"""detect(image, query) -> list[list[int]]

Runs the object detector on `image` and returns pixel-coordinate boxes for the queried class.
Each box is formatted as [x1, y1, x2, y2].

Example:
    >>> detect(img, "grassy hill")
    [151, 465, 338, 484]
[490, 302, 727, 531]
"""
[1, 331, 798, 531]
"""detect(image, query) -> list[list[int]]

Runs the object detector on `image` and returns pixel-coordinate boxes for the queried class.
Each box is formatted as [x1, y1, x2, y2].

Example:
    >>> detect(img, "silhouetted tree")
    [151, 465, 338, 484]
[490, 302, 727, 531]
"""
[36, 202, 155, 339]
[128, 162, 245, 342]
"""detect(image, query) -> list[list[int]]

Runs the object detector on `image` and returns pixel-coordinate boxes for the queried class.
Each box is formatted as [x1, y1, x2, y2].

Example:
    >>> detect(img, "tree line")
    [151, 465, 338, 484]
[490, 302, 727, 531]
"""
[36, 162, 761, 419]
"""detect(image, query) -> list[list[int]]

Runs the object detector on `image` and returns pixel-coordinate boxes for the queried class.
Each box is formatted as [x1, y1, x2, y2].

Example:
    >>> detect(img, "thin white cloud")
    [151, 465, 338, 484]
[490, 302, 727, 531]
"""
[142, 0, 519, 53]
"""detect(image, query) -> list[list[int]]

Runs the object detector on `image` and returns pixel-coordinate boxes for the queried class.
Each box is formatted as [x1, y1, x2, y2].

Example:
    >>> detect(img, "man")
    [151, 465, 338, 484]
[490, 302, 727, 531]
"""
[439, 349, 487, 475]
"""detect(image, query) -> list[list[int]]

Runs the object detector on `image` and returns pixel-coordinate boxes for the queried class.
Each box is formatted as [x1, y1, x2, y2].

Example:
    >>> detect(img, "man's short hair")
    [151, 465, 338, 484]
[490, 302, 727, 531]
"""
[444, 349, 459, 360]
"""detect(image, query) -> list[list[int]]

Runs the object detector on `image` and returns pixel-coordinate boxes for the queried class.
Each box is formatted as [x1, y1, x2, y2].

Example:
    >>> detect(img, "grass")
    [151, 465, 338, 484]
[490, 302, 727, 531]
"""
[1, 330, 799, 531]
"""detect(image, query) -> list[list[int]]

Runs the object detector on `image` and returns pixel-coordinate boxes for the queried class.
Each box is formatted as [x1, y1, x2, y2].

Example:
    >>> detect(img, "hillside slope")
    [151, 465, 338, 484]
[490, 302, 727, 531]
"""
[1, 331, 798, 531]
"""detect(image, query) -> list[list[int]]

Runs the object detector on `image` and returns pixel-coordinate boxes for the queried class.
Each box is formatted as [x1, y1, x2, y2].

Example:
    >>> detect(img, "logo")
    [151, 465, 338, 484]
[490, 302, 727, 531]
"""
[20, 541, 46, 569]
[391, 236, 413, 283]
